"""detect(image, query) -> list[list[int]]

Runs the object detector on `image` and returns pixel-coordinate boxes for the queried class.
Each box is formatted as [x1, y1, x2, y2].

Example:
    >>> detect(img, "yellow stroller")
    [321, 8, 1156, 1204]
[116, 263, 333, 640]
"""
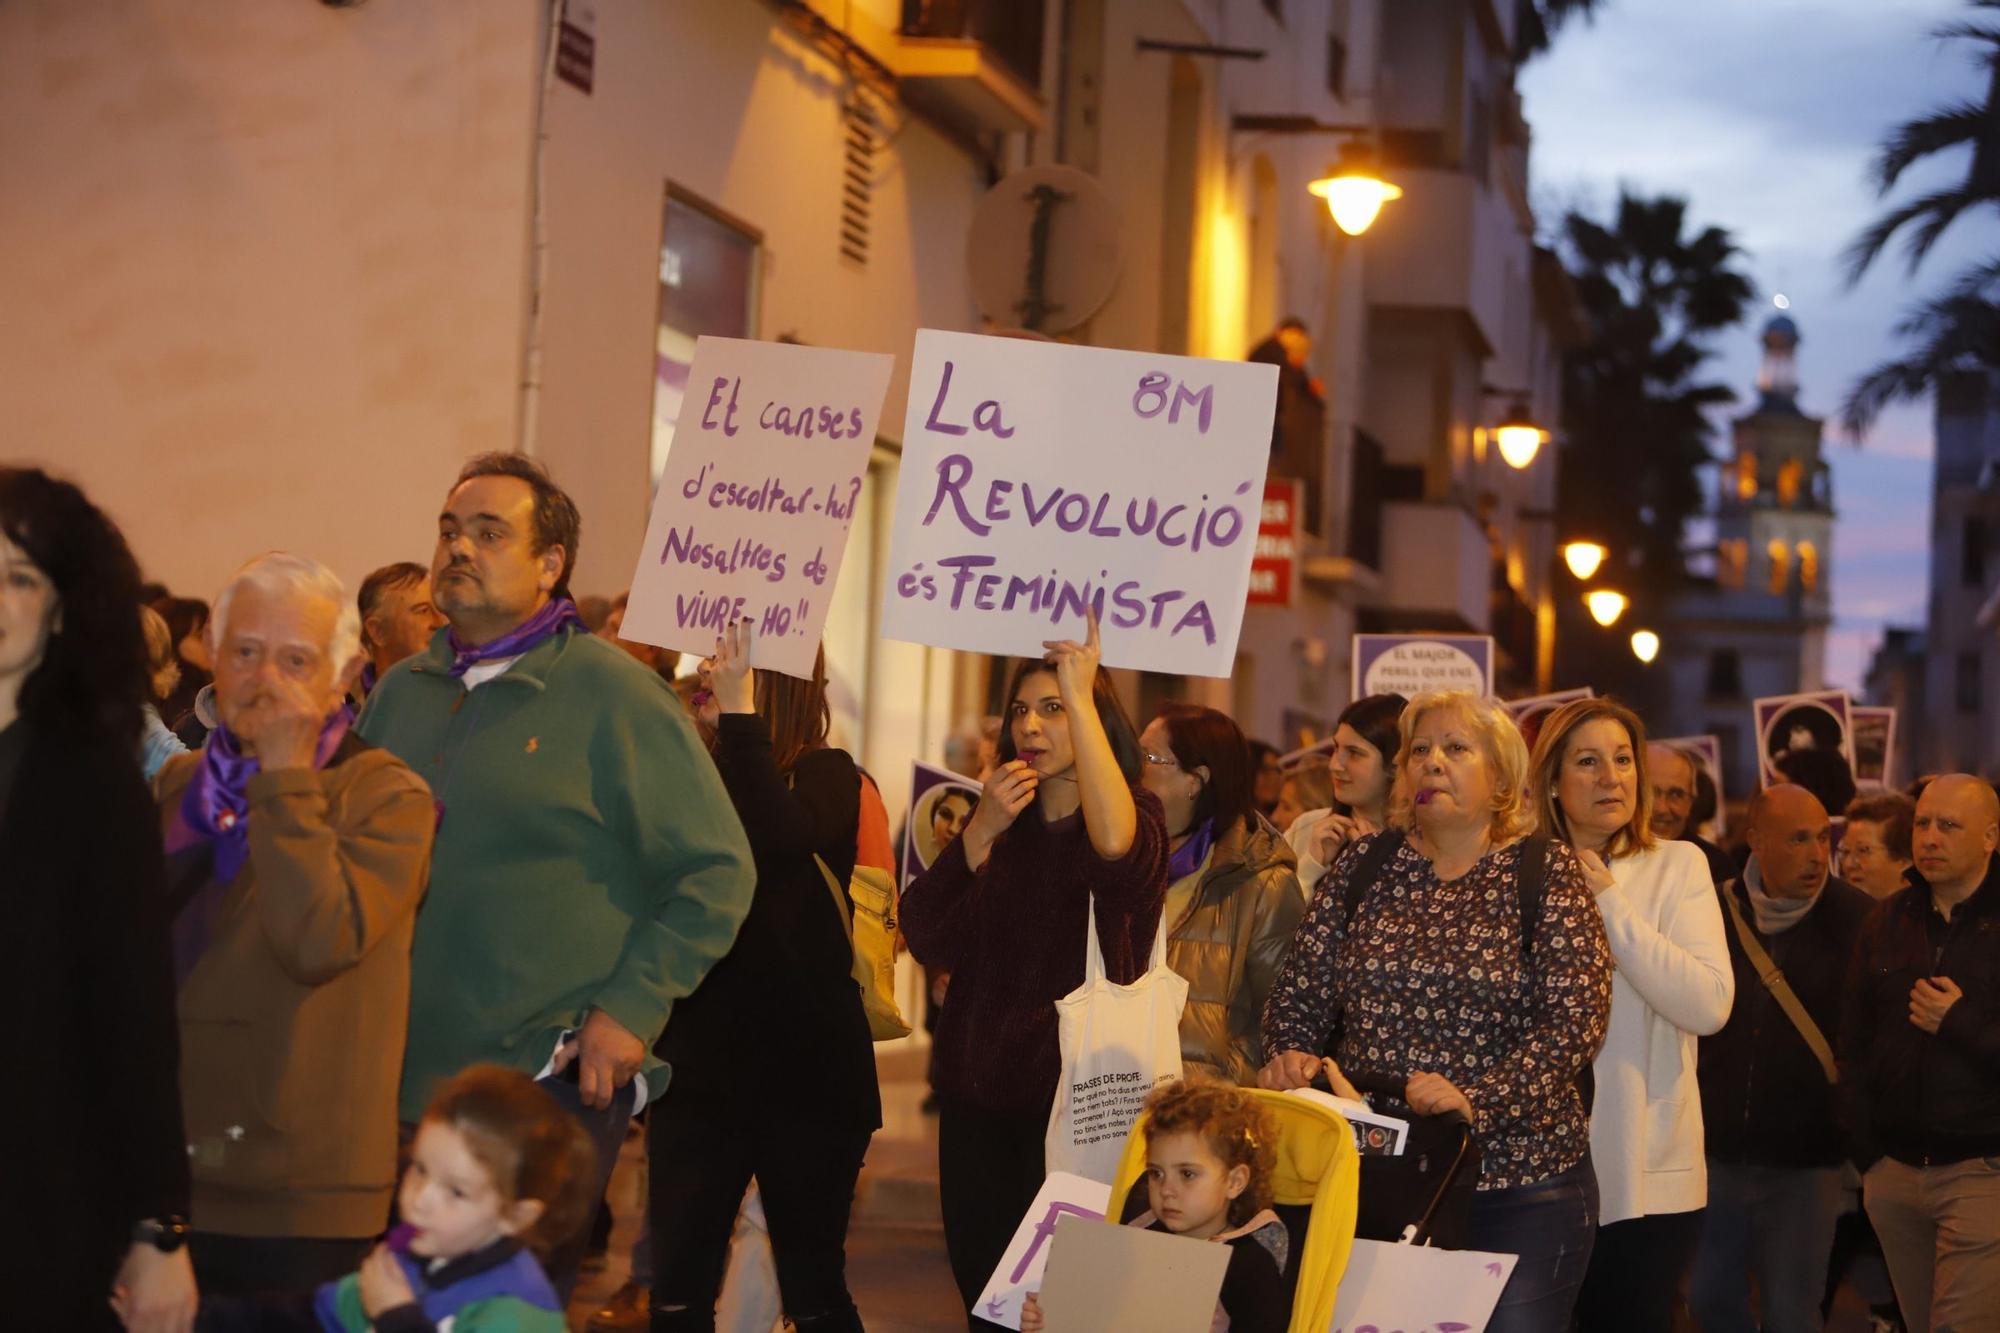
[1105, 1089, 1361, 1333]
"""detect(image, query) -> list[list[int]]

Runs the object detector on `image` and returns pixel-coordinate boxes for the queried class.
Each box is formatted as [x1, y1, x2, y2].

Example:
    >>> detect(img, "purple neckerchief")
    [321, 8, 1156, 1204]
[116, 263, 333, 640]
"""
[169, 712, 352, 883]
[358, 661, 380, 697]
[164, 711, 350, 983]
[1168, 818, 1217, 881]
[445, 598, 583, 678]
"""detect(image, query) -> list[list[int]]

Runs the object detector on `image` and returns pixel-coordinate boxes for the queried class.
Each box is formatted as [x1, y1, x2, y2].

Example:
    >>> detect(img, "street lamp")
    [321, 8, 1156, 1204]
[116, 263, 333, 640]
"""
[1308, 139, 1402, 237]
[1630, 629, 1660, 663]
[1562, 541, 1608, 580]
[1585, 589, 1629, 627]
[1493, 399, 1544, 470]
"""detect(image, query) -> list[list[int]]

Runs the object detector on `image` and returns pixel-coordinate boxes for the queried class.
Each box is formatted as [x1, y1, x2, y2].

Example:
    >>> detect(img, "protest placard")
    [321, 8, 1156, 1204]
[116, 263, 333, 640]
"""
[1352, 633, 1495, 700]
[1851, 706, 1897, 788]
[1328, 1239, 1517, 1333]
[1505, 687, 1594, 749]
[621, 336, 893, 679]
[881, 330, 1278, 677]
[1033, 1214, 1229, 1333]
[973, 1172, 1112, 1330]
[1752, 690, 1856, 791]
[1657, 734, 1726, 841]
[903, 760, 982, 889]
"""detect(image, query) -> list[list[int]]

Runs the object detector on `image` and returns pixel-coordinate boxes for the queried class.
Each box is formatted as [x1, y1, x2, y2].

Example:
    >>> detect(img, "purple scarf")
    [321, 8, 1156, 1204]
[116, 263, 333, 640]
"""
[1168, 818, 1217, 882]
[445, 597, 584, 678]
[171, 711, 353, 883]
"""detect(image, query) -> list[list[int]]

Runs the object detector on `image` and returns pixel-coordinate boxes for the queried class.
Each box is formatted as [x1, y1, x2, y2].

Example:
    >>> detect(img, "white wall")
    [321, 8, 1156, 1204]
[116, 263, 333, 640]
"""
[0, 0, 540, 601]
[529, 1, 987, 797]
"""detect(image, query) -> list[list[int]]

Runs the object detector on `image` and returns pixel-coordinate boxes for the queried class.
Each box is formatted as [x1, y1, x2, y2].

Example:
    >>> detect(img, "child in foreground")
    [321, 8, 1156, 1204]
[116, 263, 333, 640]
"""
[1021, 1078, 1289, 1333]
[197, 1065, 595, 1333]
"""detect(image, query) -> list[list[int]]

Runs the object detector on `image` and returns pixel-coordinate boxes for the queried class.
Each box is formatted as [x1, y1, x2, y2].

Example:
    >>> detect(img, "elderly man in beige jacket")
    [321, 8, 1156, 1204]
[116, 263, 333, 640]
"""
[155, 552, 434, 1298]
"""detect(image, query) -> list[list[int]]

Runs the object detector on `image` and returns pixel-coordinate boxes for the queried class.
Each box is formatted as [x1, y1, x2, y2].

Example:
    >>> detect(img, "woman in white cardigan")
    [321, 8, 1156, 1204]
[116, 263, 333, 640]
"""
[1528, 698, 1733, 1333]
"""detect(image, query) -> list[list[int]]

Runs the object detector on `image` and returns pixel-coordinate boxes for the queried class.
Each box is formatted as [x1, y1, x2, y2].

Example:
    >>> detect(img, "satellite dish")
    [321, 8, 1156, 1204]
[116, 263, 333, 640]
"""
[967, 165, 1121, 335]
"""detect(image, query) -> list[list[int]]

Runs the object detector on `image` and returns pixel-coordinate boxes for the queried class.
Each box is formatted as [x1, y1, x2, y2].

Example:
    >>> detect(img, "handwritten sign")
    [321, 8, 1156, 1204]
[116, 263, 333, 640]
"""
[881, 330, 1277, 677]
[1329, 1238, 1517, 1333]
[1352, 633, 1494, 700]
[973, 1172, 1112, 1330]
[621, 337, 892, 679]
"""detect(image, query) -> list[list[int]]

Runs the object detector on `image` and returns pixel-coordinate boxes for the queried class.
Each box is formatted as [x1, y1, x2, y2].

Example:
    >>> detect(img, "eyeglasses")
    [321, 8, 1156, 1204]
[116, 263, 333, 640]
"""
[1141, 748, 1180, 768]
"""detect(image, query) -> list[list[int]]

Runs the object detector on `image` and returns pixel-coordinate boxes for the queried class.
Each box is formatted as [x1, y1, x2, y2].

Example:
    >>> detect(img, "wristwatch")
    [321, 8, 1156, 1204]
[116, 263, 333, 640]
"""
[132, 1216, 190, 1253]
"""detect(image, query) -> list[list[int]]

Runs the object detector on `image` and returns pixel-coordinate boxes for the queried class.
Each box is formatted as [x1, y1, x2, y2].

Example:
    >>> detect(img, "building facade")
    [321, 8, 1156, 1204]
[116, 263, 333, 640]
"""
[1874, 369, 2000, 780]
[4, 0, 1577, 785]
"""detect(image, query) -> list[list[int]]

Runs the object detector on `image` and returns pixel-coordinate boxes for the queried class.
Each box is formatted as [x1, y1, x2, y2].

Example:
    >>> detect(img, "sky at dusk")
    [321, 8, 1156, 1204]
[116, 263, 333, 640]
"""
[1519, 0, 1995, 690]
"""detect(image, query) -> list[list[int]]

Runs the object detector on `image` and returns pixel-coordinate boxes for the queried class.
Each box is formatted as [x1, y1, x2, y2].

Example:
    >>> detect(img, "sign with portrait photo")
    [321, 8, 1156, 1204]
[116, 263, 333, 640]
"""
[902, 760, 983, 890]
[1752, 691, 1856, 792]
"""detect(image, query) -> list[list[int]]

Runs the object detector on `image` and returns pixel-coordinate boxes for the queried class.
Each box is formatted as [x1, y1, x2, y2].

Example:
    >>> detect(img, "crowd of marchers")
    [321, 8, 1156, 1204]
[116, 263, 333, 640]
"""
[5, 456, 1996, 1333]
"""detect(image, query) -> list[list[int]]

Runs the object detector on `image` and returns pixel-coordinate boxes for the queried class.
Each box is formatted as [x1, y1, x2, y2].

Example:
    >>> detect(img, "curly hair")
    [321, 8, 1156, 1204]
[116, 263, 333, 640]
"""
[422, 1065, 599, 1256]
[1142, 1076, 1279, 1229]
[0, 468, 148, 745]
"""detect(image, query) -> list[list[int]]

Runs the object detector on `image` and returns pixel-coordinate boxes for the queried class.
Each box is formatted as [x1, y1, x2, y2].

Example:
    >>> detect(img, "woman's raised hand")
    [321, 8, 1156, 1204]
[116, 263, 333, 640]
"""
[710, 619, 756, 714]
[1307, 810, 1362, 869]
[1040, 607, 1102, 708]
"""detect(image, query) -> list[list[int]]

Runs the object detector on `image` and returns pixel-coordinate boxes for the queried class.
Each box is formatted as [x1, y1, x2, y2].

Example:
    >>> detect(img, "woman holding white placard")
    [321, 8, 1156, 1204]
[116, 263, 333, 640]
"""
[901, 611, 1169, 1328]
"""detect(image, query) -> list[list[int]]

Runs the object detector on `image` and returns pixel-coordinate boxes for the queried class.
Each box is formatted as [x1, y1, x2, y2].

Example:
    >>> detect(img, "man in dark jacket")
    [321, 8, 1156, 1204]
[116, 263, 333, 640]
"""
[1690, 785, 1872, 1333]
[1839, 774, 2000, 1333]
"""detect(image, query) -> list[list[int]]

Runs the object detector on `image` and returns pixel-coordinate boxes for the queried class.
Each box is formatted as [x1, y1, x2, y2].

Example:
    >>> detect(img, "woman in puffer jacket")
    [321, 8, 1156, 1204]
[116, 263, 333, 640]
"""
[1139, 704, 1305, 1085]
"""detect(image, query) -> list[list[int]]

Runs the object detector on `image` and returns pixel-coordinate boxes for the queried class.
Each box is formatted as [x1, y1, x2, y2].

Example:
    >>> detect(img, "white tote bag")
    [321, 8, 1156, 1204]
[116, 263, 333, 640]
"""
[1044, 896, 1189, 1183]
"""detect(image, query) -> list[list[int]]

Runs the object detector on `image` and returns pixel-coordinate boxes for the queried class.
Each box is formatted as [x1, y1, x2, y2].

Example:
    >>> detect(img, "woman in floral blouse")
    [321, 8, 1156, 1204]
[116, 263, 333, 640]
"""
[1260, 691, 1612, 1333]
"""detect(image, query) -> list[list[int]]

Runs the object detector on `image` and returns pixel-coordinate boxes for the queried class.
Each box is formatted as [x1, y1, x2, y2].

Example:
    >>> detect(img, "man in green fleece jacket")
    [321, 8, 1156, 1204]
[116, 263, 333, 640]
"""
[357, 454, 754, 1297]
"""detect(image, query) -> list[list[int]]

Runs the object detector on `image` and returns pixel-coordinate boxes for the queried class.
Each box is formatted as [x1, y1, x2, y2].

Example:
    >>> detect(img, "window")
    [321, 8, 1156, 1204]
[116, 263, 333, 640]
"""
[1326, 30, 1348, 98]
[1734, 452, 1757, 501]
[1777, 458, 1803, 507]
[1959, 653, 1981, 715]
[1766, 539, 1790, 594]
[1966, 517, 1988, 587]
[1797, 540, 1819, 592]
[1706, 649, 1743, 701]
[1716, 539, 1747, 590]
[650, 188, 760, 479]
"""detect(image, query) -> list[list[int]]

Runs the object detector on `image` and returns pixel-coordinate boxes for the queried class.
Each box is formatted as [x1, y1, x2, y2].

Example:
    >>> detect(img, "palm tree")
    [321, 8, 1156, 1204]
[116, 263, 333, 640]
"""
[1843, 1, 2000, 284]
[1515, 0, 1607, 63]
[1557, 192, 1754, 585]
[1842, 264, 2000, 436]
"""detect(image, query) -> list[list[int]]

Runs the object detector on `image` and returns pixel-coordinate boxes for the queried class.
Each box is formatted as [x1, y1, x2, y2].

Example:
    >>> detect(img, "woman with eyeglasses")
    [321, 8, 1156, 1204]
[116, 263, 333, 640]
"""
[901, 612, 1167, 1328]
[1138, 704, 1305, 1087]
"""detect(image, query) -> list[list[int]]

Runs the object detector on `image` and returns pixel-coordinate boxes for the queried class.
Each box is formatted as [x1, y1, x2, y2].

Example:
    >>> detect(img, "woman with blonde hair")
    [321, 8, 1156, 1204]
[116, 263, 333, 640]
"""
[1526, 697, 1732, 1333]
[1260, 690, 1611, 1333]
